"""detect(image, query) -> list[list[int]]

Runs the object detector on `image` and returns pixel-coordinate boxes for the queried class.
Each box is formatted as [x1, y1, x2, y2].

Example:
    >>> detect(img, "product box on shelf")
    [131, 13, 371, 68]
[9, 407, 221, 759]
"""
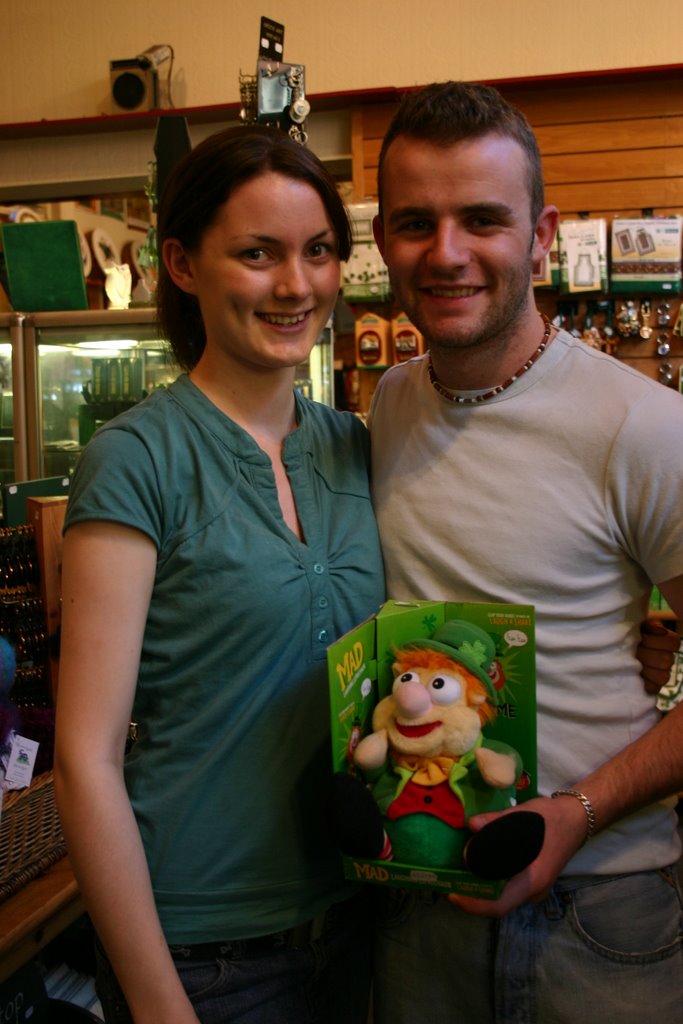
[610, 216, 683, 295]
[354, 312, 392, 369]
[390, 312, 424, 363]
[328, 599, 537, 899]
[557, 218, 608, 294]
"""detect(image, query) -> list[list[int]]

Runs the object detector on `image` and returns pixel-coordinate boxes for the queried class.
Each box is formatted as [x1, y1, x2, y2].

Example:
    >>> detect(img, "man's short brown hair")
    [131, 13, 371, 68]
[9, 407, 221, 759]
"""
[377, 81, 545, 225]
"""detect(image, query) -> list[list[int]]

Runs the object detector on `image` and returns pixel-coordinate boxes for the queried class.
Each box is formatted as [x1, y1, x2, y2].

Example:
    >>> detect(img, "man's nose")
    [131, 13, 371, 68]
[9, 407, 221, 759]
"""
[426, 222, 470, 272]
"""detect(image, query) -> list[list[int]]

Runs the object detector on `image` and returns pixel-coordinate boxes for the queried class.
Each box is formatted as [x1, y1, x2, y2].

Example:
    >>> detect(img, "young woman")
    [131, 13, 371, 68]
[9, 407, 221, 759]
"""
[54, 126, 385, 1024]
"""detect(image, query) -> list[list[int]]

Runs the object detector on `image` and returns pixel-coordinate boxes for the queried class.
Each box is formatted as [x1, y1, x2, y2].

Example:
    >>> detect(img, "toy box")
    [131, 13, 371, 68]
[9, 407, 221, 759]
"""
[328, 599, 536, 898]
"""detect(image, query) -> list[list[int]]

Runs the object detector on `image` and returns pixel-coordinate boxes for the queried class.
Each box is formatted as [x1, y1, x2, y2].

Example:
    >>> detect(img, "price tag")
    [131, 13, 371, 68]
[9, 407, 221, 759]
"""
[4, 735, 39, 790]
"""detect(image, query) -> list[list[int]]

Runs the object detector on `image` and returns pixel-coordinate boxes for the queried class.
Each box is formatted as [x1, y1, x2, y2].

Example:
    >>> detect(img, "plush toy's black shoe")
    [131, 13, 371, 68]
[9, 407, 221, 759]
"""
[463, 810, 545, 880]
[328, 772, 386, 858]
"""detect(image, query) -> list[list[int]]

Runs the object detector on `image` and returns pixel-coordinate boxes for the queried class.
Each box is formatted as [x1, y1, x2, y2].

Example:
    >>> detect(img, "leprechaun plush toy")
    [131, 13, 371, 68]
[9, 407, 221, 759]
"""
[331, 620, 544, 880]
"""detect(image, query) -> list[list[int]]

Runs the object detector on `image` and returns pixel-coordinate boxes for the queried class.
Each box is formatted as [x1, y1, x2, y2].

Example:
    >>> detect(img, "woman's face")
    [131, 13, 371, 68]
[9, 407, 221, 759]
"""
[170, 171, 341, 375]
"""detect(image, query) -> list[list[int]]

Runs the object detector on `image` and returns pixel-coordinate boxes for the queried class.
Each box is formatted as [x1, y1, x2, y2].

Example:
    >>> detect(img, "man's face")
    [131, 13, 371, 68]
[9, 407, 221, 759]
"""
[374, 133, 554, 355]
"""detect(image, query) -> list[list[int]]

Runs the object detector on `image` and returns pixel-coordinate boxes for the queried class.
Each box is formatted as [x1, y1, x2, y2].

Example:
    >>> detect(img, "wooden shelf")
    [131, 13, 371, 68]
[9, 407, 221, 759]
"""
[0, 88, 402, 142]
[0, 857, 83, 983]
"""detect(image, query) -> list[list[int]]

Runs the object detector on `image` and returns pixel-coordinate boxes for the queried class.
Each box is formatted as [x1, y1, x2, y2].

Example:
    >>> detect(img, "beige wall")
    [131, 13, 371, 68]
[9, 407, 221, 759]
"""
[2, 0, 683, 125]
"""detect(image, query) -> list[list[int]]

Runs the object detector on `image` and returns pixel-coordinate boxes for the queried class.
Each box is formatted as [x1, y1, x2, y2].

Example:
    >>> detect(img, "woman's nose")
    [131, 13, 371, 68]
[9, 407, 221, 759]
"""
[274, 259, 313, 300]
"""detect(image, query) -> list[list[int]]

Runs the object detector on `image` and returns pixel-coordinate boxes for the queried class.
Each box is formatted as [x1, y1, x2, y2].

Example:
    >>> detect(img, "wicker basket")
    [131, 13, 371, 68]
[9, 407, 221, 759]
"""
[0, 770, 66, 902]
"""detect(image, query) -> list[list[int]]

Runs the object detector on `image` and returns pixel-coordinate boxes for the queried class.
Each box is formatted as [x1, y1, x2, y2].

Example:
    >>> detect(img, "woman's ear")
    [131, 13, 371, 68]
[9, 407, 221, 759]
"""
[162, 238, 197, 295]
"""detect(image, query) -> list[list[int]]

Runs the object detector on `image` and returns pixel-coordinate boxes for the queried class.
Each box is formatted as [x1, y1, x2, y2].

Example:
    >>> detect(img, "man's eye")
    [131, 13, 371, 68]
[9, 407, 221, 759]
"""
[470, 216, 503, 230]
[399, 220, 430, 233]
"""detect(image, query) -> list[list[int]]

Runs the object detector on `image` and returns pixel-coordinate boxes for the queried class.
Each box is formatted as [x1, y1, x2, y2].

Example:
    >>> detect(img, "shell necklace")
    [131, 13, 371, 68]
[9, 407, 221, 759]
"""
[427, 315, 552, 405]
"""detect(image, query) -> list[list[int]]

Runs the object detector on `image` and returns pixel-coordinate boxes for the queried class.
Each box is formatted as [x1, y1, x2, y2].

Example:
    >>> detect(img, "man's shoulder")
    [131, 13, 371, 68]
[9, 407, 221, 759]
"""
[555, 329, 682, 405]
[374, 355, 427, 396]
[369, 357, 427, 428]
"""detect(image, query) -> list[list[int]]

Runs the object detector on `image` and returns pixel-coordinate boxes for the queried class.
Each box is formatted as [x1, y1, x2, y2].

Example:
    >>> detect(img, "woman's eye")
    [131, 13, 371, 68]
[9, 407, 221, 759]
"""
[428, 673, 462, 705]
[308, 241, 334, 258]
[243, 248, 268, 262]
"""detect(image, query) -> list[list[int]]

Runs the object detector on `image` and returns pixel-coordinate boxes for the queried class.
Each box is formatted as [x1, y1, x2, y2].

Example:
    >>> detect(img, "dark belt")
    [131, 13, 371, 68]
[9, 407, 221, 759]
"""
[169, 911, 327, 961]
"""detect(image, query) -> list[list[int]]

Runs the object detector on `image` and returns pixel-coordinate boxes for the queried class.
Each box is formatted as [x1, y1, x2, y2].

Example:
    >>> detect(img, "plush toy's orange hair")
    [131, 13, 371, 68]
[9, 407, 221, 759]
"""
[394, 646, 496, 726]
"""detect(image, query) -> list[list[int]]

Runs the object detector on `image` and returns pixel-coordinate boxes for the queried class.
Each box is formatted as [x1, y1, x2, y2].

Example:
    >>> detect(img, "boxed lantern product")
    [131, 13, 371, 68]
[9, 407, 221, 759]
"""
[390, 313, 424, 363]
[355, 312, 391, 369]
[328, 599, 537, 899]
[557, 219, 608, 294]
[610, 216, 683, 294]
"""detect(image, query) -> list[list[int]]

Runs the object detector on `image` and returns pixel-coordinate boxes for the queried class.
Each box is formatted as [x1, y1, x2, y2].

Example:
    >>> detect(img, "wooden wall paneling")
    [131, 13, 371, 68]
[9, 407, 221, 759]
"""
[501, 77, 683, 125]
[534, 115, 683, 156]
[351, 103, 397, 201]
[354, 77, 683, 212]
[543, 148, 683, 188]
[546, 180, 683, 218]
[351, 108, 368, 202]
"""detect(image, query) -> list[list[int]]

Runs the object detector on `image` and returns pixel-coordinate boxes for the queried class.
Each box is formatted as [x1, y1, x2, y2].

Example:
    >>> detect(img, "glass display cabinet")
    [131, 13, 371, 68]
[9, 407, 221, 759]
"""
[23, 308, 174, 479]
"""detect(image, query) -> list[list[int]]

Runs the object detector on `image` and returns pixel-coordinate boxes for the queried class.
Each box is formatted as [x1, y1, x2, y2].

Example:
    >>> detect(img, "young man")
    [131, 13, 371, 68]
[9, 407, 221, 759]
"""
[368, 81, 683, 1024]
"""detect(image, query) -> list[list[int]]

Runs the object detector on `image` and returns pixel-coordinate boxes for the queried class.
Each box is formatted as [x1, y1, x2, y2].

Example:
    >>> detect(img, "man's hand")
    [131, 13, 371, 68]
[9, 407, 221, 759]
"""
[638, 619, 680, 695]
[448, 795, 588, 918]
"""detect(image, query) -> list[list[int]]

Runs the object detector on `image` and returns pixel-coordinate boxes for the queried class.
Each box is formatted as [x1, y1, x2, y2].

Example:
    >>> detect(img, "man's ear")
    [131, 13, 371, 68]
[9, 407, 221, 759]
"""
[162, 238, 197, 295]
[372, 214, 386, 260]
[531, 204, 560, 265]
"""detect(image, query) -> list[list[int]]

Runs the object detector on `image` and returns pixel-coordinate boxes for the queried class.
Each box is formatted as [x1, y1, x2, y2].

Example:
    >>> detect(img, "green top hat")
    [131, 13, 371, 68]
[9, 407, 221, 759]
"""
[410, 619, 499, 705]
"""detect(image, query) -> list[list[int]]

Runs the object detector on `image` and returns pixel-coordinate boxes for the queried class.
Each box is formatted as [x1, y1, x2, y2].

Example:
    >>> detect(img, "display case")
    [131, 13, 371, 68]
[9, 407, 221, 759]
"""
[22, 308, 335, 480]
[23, 309, 173, 479]
[0, 313, 28, 484]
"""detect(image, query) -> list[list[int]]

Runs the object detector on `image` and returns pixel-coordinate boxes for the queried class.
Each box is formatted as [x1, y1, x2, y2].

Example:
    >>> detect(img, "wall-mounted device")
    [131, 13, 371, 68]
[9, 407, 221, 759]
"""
[110, 44, 174, 112]
[240, 17, 310, 144]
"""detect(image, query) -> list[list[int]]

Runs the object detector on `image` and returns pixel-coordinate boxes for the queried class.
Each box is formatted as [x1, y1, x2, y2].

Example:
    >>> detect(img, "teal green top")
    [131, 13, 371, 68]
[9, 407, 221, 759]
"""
[65, 375, 385, 943]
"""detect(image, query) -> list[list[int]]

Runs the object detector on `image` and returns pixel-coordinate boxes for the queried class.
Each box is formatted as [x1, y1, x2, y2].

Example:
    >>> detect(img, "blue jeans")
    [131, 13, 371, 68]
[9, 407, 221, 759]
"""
[95, 891, 372, 1024]
[373, 866, 683, 1024]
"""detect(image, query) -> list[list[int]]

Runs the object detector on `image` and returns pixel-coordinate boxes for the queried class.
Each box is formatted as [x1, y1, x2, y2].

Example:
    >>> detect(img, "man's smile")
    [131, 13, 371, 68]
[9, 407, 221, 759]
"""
[426, 286, 481, 298]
